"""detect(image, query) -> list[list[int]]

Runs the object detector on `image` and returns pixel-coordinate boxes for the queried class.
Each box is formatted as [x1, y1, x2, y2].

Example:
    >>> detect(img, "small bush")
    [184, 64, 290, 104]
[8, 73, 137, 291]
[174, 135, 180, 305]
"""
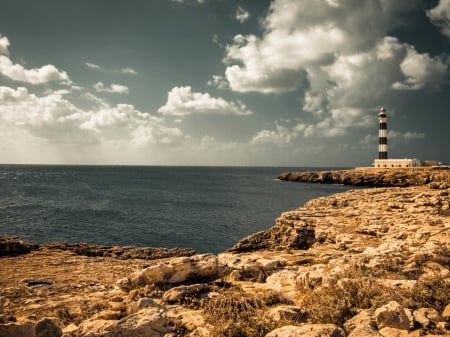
[202, 288, 279, 337]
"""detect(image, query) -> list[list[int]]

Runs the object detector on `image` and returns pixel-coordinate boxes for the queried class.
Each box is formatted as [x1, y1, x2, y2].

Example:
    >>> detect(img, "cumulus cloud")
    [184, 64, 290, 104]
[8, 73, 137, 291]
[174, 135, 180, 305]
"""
[427, 0, 450, 38]
[392, 47, 448, 90]
[158, 86, 252, 116]
[94, 82, 129, 94]
[221, 0, 448, 142]
[0, 86, 183, 148]
[236, 6, 250, 23]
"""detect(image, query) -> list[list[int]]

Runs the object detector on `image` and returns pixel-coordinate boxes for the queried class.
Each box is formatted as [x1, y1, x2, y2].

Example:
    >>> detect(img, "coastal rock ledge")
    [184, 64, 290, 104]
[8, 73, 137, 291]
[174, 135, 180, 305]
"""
[1, 180, 450, 336]
[278, 167, 450, 187]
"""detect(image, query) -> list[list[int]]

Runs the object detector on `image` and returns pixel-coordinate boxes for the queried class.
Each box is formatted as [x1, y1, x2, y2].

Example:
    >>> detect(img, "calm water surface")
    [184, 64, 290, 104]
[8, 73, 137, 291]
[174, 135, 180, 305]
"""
[0, 165, 355, 253]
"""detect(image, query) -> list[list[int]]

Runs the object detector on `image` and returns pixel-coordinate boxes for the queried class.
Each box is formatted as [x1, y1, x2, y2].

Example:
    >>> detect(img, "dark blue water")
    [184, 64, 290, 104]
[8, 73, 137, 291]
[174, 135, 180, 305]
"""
[0, 165, 354, 253]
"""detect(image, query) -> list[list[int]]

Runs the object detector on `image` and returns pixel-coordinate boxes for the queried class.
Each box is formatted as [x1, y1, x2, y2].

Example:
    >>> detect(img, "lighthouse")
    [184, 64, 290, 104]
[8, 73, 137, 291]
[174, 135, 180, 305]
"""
[378, 107, 388, 159]
[373, 107, 420, 168]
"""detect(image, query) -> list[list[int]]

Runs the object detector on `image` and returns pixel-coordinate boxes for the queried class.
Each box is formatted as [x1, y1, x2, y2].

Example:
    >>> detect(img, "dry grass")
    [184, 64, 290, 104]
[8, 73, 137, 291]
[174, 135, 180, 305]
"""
[201, 287, 288, 337]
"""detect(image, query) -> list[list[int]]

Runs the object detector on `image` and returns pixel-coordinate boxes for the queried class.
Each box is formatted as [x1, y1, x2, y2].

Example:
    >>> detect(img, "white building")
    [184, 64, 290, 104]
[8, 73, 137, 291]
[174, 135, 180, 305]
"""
[374, 158, 421, 168]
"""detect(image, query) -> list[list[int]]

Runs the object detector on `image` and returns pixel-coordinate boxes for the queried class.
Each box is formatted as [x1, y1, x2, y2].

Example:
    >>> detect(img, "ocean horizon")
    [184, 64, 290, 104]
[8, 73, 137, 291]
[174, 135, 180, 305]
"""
[0, 165, 354, 253]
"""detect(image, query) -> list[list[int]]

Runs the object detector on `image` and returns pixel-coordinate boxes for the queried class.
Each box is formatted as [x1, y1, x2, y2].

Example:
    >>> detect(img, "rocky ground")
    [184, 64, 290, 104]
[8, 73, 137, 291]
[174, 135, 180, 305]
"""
[278, 167, 450, 187]
[1, 169, 449, 337]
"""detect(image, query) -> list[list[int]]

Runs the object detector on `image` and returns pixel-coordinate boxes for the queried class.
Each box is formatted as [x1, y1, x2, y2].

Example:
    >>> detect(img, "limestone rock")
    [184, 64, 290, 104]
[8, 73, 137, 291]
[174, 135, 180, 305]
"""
[442, 303, 450, 321]
[348, 324, 383, 337]
[413, 308, 441, 329]
[35, 317, 62, 337]
[120, 254, 227, 290]
[265, 324, 345, 337]
[68, 307, 169, 337]
[0, 322, 34, 337]
[378, 326, 409, 337]
[162, 284, 209, 304]
[0, 236, 36, 257]
[278, 168, 450, 187]
[344, 309, 377, 333]
[375, 301, 411, 331]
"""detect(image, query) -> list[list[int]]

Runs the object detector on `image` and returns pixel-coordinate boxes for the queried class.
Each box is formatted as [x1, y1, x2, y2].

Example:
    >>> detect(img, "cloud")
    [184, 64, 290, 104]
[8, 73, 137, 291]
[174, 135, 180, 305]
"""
[220, 0, 449, 142]
[236, 6, 250, 23]
[392, 46, 448, 90]
[0, 35, 70, 85]
[85, 62, 138, 75]
[158, 86, 252, 116]
[94, 82, 129, 94]
[122, 67, 138, 75]
[85, 62, 101, 70]
[0, 86, 183, 148]
[388, 130, 425, 140]
[0, 36, 10, 55]
[427, 0, 450, 38]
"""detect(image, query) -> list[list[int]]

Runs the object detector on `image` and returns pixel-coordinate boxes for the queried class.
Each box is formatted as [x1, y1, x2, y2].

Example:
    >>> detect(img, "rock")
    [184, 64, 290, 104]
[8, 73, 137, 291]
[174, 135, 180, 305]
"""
[344, 309, 377, 333]
[42, 242, 195, 260]
[413, 308, 441, 329]
[348, 324, 383, 337]
[378, 327, 409, 337]
[375, 301, 411, 331]
[35, 317, 62, 337]
[0, 236, 36, 257]
[278, 168, 450, 187]
[442, 303, 450, 321]
[265, 324, 346, 337]
[162, 284, 209, 304]
[267, 305, 306, 322]
[69, 307, 169, 337]
[121, 254, 227, 290]
[0, 322, 34, 337]
[126, 297, 159, 315]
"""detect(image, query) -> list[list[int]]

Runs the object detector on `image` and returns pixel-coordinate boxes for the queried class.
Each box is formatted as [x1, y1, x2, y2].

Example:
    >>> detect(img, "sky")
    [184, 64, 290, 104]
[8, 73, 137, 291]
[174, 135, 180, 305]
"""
[0, 0, 449, 167]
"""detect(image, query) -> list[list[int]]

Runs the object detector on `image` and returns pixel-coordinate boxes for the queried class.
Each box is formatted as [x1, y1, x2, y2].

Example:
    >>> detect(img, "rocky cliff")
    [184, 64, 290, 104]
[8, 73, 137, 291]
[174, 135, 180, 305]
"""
[1, 175, 449, 337]
[278, 167, 450, 187]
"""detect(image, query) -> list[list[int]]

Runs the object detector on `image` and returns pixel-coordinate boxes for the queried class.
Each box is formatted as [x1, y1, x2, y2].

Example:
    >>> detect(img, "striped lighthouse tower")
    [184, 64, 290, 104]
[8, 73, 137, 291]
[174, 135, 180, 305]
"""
[378, 107, 388, 159]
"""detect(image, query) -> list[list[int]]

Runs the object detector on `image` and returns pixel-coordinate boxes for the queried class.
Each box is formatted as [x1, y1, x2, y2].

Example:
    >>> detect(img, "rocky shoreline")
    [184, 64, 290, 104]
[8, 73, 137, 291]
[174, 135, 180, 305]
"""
[1, 169, 450, 337]
[278, 167, 450, 187]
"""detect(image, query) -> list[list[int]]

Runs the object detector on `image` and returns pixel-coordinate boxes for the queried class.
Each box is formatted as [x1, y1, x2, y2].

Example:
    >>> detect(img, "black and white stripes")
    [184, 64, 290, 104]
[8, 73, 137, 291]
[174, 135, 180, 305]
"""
[378, 107, 388, 159]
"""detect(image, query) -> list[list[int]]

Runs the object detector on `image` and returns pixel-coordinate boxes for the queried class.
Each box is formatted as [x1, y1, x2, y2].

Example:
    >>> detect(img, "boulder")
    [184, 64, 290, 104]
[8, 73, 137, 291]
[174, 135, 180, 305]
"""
[375, 301, 411, 331]
[442, 303, 450, 321]
[265, 324, 345, 337]
[0, 236, 36, 257]
[118, 254, 227, 290]
[35, 317, 62, 337]
[344, 309, 377, 333]
[162, 284, 209, 304]
[413, 308, 441, 329]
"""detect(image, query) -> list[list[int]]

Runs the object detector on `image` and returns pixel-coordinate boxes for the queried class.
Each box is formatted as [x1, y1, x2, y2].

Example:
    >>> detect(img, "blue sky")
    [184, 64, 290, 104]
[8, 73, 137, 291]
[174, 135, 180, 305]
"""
[0, 0, 449, 166]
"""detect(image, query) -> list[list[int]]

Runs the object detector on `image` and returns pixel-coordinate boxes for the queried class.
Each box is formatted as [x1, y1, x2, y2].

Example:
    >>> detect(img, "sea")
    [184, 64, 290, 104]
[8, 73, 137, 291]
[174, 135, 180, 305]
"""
[0, 165, 355, 254]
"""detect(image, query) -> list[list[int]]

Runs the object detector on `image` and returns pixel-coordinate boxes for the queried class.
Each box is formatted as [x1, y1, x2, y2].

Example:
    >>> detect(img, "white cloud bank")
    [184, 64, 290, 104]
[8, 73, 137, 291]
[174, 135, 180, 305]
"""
[0, 86, 184, 155]
[158, 86, 252, 116]
[218, 0, 447, 146]
[85, 62, 138, 75]
[0, 35, 70, 85]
